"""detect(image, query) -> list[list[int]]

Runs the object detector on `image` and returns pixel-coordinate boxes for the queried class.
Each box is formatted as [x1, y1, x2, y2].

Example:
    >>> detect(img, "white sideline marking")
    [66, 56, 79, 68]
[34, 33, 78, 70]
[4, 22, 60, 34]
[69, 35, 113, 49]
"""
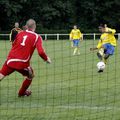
[3, 103, 120, 111]
[56, 105, 120, 111]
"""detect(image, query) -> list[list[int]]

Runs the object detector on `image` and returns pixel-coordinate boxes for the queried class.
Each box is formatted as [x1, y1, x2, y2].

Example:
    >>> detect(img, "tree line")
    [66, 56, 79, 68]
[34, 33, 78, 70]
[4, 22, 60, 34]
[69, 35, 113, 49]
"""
[0, 0, 120, 33]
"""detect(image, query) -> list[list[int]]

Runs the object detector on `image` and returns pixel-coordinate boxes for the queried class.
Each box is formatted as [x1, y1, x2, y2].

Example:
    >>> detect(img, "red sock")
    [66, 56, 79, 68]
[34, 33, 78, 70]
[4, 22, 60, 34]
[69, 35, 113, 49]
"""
[18, 78, 32, 96]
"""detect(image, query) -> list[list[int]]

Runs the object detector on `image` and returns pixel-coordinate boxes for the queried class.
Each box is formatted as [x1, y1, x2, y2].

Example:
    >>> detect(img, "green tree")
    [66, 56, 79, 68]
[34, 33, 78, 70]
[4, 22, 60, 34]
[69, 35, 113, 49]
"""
[0, 0, 120, 32]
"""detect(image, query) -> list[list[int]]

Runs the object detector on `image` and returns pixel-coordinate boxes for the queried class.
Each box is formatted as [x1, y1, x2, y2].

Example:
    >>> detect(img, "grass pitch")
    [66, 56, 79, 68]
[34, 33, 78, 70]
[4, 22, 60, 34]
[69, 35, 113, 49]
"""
[0, 39, 120, 120]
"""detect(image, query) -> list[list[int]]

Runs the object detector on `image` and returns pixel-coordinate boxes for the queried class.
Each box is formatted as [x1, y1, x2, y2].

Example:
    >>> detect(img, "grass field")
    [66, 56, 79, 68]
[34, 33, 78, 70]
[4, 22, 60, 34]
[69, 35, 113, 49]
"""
[0, 39, 120, 120]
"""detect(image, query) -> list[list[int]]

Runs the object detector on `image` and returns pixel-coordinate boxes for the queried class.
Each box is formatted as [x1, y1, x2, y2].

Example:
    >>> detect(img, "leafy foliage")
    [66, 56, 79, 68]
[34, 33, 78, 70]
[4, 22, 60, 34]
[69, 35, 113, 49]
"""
[0, 0, 120, 32]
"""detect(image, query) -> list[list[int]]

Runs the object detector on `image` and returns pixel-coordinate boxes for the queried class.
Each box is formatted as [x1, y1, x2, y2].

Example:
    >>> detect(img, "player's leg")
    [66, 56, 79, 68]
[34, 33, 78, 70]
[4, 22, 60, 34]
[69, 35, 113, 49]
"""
[77, 40, 80, 55]
[97, 48, 105, 73]
[73, 40, 78, 55]
[17, 66, 34, 97]
[97, 52, 103, 60]
[97, 48, 104, 61]
[104, 54, 110, 62]
[73, 40, 76, 55]
[71, 40, 73, 48]
[102, 44, 108, 64]
[103, 44, 114, 64]
[0, 62, 15, 81]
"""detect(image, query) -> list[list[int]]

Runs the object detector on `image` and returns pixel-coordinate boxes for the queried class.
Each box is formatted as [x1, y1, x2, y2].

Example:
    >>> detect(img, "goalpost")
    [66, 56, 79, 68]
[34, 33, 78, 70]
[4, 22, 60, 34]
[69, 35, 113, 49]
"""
[0, 33, 120, 120]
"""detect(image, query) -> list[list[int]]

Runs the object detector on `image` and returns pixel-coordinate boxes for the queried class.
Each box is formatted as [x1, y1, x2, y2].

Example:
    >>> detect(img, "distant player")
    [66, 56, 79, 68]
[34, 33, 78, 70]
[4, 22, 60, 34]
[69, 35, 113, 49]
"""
[90, 24, 117, 72]
[70, 25, 83, 55]
[0, 19, 51, 97]
[10, 22, 22, 43]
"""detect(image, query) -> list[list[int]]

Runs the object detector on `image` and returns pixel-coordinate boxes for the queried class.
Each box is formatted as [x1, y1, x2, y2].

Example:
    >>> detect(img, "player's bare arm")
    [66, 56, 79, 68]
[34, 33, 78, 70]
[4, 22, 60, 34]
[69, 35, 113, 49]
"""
[90, 47, 98, 51]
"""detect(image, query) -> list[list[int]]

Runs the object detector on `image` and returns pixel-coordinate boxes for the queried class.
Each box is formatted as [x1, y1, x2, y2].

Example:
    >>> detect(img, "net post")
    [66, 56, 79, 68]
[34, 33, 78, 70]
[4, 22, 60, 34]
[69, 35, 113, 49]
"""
[45, 34, 47, 40]
[57, 33, 59, 40]
[82, 34, 84, 40]
[93, 33, 96, 40]
[118, 33, 120, 41]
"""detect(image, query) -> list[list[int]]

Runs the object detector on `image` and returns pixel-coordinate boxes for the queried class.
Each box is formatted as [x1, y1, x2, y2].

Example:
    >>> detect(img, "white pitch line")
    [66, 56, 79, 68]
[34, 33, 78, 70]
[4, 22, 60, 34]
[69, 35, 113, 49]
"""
[56, 105, 120, 111]
[2, 103, 120, 111]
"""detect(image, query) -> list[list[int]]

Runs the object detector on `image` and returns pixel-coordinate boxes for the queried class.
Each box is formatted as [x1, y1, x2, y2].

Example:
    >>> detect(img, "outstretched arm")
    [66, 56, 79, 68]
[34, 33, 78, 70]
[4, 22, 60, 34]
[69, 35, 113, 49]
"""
[90, 39, 103, 51]
[90, 47, 98, 51]
[36, 36, 51, 64]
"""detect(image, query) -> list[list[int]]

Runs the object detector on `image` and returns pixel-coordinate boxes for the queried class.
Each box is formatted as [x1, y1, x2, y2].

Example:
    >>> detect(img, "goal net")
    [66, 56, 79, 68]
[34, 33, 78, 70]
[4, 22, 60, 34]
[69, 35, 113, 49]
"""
[0, 33, 120, 120]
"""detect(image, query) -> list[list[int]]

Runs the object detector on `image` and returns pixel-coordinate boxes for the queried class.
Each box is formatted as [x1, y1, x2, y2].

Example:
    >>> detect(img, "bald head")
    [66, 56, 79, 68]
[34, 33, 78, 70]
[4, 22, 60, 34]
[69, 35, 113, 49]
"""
[26, 19, 36, 31]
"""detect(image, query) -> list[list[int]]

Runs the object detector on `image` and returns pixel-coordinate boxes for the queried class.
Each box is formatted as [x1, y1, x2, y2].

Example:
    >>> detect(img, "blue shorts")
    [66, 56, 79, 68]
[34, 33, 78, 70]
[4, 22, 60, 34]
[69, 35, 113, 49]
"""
[103, 43, 115, 55]
[73, 39, 80, 47]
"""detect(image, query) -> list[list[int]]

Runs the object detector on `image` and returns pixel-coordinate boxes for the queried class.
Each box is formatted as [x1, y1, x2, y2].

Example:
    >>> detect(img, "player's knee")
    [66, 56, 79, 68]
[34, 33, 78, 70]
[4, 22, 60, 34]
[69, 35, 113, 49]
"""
[29, 73, 34, 79]
[97, 52, 102, 60]
[25, 67, 34, 80]
[0, 73, 5, 81]
[26, 71, 34, 80]
[97, 52, 100, 56]
[104, 54, 110, 59]
[28, 68, 34, 79]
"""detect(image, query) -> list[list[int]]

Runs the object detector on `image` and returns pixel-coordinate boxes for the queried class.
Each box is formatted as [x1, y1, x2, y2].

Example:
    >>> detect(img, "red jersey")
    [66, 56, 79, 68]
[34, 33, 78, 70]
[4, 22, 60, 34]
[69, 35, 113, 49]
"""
[6, 30, 48, 69]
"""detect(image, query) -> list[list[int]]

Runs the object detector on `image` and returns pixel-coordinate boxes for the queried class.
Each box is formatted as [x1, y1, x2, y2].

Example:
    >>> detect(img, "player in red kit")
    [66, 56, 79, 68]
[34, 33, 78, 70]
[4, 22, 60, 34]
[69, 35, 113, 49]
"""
[0, 19, 51, 97]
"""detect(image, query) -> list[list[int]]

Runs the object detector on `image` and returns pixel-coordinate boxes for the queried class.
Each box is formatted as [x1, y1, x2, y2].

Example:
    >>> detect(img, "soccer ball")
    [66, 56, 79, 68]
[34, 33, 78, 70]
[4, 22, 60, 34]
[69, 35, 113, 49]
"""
[97, 61, 105, 70]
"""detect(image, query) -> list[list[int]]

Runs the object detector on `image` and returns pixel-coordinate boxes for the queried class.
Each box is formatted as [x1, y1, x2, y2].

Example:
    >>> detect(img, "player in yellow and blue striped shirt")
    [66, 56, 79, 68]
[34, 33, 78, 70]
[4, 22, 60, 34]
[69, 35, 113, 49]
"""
[70, 25, 83, 55]
[90, 24, 117, 72]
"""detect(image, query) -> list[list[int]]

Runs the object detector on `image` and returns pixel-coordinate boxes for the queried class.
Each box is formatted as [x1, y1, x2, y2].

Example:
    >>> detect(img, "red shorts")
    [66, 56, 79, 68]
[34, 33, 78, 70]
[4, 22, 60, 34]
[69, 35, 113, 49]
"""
[0, 62, 33, 78]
